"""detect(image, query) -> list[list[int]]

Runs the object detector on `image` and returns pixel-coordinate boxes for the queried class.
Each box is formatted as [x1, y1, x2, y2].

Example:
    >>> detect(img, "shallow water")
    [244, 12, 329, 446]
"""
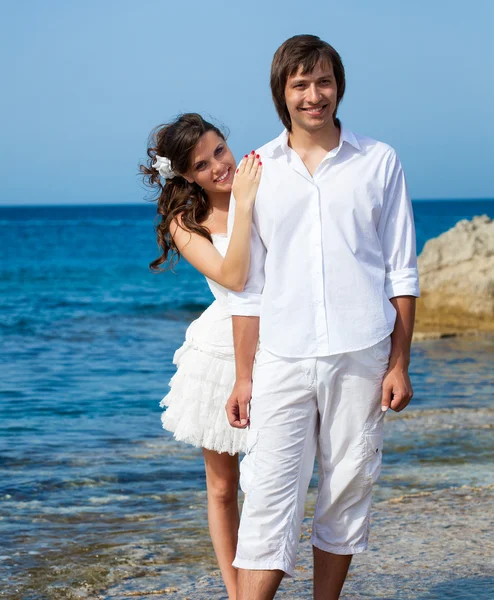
[1, 203, 493, 598]
[2, 337, 492, 598]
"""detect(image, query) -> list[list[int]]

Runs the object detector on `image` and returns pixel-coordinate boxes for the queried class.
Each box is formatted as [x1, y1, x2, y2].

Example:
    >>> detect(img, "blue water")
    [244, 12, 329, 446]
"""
[1, 200, 493, 598]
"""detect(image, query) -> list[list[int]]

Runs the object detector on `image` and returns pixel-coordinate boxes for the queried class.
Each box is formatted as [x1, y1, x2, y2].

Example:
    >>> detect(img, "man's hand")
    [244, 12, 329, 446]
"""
[382, 296, 416, 413]
[226, 378, 252, 428]
[381, 364, 413, 413]
[227, 316, 259, 428]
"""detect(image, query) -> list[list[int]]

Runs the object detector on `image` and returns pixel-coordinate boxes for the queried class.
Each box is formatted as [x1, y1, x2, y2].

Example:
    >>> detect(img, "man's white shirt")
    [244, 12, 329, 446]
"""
[227, 127, 420, 358]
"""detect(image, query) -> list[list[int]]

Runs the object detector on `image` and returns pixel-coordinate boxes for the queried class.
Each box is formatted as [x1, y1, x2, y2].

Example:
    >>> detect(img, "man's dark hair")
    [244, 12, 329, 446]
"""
[270, 34, 346, 131]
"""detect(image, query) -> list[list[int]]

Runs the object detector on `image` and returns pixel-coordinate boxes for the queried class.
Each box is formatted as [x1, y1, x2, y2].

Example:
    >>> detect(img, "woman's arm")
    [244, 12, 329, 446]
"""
[171, 155, 262, 291]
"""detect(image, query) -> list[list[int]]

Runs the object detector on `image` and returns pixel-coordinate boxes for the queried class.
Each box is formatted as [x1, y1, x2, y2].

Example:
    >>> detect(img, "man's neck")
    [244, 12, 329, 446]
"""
[288, 122, 341, 176]
[288, 121, 341, 155]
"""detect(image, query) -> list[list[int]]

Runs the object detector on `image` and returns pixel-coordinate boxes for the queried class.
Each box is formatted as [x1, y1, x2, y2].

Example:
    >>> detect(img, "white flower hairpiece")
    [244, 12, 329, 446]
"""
[152, 155, 177, 179]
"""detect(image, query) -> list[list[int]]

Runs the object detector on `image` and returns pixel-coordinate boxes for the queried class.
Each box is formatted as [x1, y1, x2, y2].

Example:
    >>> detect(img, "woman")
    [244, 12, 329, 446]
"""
[141, 113, 261, 598]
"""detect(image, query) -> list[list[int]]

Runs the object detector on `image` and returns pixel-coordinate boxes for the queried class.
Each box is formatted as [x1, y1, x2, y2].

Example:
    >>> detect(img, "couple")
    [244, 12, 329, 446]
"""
[142, 34, 420, 600]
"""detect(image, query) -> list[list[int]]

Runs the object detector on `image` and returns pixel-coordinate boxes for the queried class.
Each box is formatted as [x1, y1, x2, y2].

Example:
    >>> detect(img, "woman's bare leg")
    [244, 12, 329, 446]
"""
[203, 448, 240, 600]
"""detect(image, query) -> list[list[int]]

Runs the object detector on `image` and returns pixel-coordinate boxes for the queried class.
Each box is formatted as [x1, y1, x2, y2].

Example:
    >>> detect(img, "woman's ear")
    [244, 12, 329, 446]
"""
[182, 172, 194, 184]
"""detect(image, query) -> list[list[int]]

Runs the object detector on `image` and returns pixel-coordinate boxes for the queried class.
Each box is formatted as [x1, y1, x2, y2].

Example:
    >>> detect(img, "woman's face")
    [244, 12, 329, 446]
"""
[184, 131, 236, 194]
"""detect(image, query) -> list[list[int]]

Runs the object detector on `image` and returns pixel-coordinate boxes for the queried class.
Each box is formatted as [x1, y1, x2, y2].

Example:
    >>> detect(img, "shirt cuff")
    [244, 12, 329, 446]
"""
[385, 268, 420, 299]
[228, 292, 262, 317]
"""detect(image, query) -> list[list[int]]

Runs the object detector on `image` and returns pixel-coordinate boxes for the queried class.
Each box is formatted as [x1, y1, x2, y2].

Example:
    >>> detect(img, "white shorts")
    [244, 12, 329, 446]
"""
[233, 337, 391, 576]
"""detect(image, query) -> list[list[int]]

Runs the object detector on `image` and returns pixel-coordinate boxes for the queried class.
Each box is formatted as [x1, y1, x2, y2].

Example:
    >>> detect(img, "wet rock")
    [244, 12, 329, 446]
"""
[418, 215, 494, 317]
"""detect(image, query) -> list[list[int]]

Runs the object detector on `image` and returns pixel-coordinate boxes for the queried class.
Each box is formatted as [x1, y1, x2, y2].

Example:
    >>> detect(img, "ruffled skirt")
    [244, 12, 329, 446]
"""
[160, 340, 247, 455]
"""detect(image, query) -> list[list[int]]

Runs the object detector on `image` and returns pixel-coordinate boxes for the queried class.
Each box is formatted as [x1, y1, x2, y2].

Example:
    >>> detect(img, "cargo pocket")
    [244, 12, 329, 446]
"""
[362, 421, 384, 486]
[239, 429, 259, 495]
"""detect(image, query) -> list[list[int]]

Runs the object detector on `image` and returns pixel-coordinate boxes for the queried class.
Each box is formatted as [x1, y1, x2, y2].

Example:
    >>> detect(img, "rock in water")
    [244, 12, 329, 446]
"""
[418, 215, 494, 317]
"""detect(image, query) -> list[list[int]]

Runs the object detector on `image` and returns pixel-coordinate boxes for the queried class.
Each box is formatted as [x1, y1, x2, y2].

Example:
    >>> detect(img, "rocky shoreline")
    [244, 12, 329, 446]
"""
[413, 325, 494, 342]
[109, 483, 493, 599]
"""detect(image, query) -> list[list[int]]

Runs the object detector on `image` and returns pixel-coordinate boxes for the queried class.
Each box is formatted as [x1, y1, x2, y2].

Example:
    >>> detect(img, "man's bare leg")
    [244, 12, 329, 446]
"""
[236, 569, 284, 600]
[313, 547, 352, 600]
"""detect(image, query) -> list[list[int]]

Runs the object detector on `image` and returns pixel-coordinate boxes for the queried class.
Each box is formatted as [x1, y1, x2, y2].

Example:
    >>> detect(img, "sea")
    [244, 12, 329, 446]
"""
[1, 200, 493, 599]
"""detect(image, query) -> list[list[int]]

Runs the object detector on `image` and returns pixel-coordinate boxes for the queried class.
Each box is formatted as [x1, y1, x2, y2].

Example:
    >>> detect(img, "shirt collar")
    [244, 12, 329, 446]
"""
[339, 126, 361, 151]
[265, 124, 361, 158]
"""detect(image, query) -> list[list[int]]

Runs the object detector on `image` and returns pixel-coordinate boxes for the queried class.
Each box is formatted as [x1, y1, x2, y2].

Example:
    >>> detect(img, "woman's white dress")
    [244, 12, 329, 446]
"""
[160, 234, 247, 455]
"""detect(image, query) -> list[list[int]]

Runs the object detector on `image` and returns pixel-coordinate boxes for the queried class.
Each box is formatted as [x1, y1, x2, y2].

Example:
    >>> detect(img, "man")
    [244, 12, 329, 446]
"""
[226, 34, 419, 600]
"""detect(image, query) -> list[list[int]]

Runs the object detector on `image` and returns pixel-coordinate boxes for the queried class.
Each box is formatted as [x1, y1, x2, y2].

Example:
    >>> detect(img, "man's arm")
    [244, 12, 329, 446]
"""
[378, 150, 420, 412]
[226, 316, 259, 428]
[225, 187, 266, 427]
[381, 296, 416, 412]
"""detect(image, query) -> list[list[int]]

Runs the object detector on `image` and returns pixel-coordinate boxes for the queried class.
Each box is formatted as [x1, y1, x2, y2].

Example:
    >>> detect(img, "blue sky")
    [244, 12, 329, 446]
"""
[1, 0, 493, 205]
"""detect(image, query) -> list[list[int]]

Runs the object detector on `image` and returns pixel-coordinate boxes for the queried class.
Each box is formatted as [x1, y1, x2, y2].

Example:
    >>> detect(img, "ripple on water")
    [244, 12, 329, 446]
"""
[0, 490, 214, 599]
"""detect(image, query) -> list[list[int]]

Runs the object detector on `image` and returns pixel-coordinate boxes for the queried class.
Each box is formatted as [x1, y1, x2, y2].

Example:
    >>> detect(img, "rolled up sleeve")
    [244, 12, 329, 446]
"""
[379, 150, 420, 299]
[227, 194, 266, 316]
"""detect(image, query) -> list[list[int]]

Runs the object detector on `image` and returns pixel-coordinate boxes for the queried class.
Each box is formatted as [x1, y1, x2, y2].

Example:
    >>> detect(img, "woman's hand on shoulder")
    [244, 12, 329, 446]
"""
[232, 151, 262, 211]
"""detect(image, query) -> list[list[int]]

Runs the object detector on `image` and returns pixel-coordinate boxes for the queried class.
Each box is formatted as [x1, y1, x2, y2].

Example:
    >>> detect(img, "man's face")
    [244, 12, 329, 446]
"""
[284, 60, 338, 133]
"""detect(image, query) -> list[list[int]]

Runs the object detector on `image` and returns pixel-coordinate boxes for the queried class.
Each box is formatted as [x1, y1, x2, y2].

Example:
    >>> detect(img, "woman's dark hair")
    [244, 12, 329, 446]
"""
[140, 113, 226, 271]
[270, 34, 346, 131]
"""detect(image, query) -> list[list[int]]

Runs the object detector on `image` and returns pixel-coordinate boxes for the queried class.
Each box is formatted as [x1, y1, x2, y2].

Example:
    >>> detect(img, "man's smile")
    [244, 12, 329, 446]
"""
[299, 104, 328, 116]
